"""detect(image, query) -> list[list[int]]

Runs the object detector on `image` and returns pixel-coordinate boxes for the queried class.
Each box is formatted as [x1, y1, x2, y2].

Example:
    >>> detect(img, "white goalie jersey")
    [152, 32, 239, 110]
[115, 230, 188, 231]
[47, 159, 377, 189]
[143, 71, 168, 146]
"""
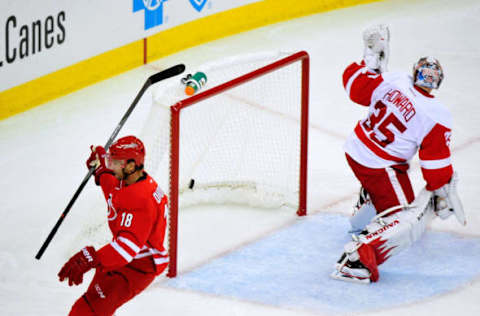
[342, 61, 454, 191]
[332, 25, 465, 285]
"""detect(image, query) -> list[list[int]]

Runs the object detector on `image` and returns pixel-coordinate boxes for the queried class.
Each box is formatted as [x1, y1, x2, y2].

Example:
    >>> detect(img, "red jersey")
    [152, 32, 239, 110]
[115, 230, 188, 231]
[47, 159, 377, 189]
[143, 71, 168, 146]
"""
[342, 61, 453, 191]
[95, 172, 169, 275]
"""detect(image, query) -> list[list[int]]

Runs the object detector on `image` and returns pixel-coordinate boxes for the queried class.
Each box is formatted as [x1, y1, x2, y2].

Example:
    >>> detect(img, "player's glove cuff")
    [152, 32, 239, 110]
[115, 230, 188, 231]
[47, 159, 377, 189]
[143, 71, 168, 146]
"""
[86, 146, 115, 185]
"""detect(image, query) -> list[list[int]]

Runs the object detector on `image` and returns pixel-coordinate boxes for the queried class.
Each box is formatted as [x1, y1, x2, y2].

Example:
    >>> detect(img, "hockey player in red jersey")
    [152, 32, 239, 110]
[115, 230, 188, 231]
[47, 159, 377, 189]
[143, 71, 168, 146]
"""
[331, 25, 466, 284]
[58, 135, 169, 315]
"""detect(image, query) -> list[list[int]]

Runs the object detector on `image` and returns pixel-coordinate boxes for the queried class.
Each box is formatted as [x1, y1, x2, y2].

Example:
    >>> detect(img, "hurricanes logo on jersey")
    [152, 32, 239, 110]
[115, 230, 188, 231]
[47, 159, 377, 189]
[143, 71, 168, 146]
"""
[107, 194, 118, 221]
[445, 131, 452, 147]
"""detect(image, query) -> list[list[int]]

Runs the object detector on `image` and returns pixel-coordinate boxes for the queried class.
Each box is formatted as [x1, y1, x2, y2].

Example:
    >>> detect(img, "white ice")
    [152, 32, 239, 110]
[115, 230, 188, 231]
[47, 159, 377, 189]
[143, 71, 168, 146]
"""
[1, 0, 480, 315]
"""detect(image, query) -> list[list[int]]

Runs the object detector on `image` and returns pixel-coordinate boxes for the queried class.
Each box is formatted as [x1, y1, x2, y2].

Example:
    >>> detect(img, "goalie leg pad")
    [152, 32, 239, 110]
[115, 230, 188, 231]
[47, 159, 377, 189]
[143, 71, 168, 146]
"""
[357, 243, 379, 282]
[333, 188, 435, 283]
[359, 188, 434, 263]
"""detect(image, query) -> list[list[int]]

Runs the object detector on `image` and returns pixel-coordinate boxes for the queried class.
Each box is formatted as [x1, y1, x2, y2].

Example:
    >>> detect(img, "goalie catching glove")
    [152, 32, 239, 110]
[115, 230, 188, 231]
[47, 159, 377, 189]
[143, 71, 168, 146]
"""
[432, 172, 466, 225]
[363, 24, 390, 73]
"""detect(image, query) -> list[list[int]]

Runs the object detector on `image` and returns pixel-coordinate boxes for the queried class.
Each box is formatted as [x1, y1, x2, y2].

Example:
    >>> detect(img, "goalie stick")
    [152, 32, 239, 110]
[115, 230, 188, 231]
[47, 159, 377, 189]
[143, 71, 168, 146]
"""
[35, 64, 185, 260]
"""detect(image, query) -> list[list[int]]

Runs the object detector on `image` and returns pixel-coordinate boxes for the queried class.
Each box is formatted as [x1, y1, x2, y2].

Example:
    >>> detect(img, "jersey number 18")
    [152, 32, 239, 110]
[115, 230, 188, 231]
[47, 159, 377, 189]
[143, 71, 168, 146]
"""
[120, 213, 133, 227]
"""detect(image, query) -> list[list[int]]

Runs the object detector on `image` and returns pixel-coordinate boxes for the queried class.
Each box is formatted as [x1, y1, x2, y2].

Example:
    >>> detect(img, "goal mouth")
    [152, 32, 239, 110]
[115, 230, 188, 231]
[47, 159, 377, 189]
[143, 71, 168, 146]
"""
[141, 51, 309, 277]
[178, 180, 298, 209]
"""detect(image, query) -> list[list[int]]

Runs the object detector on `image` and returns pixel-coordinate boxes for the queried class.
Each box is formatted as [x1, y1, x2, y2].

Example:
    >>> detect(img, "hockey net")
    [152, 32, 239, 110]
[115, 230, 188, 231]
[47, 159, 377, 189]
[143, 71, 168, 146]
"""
[140, 51, 309, 277]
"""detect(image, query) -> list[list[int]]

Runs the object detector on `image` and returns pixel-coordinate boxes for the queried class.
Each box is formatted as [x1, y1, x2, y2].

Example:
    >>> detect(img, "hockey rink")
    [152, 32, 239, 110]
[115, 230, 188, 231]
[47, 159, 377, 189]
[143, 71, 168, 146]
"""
[166, 214, 480, 314]
[1, 0, 480, 315]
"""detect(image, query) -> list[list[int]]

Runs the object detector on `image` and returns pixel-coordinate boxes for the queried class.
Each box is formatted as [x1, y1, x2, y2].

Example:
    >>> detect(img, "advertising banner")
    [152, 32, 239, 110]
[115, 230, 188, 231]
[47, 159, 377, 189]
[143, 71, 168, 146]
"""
[0, 0, 260, 92]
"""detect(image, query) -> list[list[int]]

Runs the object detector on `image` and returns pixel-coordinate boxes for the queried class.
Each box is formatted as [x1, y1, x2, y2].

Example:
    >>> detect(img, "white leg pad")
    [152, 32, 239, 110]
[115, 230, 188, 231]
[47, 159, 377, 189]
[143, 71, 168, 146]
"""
[358, 188, 434, 261]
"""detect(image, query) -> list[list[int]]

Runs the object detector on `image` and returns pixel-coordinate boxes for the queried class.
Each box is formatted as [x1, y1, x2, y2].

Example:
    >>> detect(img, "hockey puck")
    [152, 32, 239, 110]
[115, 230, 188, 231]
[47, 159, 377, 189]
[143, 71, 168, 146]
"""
[188, 179, 195, 189]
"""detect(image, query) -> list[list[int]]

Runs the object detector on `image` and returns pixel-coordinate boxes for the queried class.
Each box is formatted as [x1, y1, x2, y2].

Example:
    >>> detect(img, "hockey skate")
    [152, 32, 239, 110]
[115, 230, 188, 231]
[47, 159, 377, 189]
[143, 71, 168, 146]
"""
[331, 239, 373, 285]
[331, 253, 371, 284]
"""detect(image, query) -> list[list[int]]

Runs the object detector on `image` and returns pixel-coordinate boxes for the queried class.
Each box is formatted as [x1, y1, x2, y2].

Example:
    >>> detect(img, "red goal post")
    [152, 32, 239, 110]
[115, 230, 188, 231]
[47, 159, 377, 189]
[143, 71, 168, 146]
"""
[147, 51, 309, 278]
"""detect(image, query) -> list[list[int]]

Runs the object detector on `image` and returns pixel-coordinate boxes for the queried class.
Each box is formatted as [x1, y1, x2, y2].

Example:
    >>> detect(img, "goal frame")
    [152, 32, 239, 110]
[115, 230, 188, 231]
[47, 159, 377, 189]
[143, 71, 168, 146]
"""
[167, 51, 309, 277]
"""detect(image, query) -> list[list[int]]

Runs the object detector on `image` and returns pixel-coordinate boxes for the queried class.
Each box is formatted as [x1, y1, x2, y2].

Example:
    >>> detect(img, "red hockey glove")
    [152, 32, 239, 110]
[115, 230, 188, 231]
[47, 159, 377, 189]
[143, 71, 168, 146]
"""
[58, 246, 100, 286]
[86, 146, 114, 185]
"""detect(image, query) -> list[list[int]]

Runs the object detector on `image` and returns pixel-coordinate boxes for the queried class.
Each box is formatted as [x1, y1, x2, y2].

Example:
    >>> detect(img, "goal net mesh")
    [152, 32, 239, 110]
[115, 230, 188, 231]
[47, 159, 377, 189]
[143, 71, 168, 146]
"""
[141, 52, 305, 211]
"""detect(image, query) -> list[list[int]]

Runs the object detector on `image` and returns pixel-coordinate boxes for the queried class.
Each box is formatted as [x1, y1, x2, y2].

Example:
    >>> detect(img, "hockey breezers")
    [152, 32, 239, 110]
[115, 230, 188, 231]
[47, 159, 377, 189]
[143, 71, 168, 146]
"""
[35, 64, 186, 260]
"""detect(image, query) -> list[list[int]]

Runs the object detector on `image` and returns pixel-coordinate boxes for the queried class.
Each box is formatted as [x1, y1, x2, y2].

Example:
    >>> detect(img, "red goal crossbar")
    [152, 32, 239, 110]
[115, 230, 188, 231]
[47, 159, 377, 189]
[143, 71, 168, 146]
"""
[167, 51, 309, 277]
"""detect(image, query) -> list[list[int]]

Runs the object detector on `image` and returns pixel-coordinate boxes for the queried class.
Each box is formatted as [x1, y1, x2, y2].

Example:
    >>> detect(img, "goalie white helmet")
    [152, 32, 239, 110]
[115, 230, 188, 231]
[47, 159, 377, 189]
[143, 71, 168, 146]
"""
[413, 56, 444, 89]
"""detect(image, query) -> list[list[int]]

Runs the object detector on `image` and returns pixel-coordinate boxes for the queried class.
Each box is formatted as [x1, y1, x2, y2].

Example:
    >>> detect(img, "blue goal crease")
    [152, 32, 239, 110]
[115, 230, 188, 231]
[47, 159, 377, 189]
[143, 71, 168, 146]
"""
[165, 213, 480, 314]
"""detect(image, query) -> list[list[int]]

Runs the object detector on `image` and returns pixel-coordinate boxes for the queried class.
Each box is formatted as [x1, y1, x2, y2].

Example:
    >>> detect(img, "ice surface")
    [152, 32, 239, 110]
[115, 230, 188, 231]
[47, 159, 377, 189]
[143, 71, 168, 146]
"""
[166, 214, 480, 314]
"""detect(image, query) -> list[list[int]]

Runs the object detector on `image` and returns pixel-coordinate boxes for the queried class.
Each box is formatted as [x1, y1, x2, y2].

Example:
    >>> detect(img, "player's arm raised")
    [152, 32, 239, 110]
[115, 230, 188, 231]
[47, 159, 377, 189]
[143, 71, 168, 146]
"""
[86, 145, 117, 200]
[343, 24, 390, 106]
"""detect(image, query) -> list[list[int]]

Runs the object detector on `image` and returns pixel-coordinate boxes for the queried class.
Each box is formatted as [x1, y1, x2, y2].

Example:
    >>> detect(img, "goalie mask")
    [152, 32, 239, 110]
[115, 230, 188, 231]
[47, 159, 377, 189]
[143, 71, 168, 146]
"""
[413, 56, 444, 89]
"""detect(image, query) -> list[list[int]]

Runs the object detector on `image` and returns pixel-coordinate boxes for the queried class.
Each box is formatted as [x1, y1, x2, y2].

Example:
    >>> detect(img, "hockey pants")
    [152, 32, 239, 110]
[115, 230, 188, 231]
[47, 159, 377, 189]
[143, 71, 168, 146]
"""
[68, 264, 160, 316]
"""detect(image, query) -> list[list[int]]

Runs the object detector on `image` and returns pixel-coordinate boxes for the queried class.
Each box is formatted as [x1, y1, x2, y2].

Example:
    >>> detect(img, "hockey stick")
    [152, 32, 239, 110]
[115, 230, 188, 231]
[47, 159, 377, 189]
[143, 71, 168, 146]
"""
[35, 64, 185, 260]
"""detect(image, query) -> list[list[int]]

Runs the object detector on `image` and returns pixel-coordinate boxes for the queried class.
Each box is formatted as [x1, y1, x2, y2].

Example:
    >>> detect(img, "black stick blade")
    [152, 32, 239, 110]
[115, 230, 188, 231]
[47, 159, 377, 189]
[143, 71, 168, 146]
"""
[149, 64, 185, 84]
